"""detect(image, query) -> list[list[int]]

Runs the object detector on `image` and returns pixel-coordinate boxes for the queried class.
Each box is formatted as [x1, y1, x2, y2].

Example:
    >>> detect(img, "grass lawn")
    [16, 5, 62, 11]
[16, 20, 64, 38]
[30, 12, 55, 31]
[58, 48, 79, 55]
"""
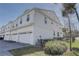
[9, 45, 46, 56]
[9, 40, 79, 56]
[72, 40, 79, 48]
[63, 40, 79, 56]
[23, 51, 47, 56]
[71, 40, 79, 56]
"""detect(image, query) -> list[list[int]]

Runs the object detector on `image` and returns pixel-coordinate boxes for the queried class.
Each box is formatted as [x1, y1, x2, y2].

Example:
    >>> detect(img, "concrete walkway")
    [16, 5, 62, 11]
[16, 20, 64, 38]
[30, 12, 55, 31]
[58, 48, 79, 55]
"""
[0, 40, 29, 56]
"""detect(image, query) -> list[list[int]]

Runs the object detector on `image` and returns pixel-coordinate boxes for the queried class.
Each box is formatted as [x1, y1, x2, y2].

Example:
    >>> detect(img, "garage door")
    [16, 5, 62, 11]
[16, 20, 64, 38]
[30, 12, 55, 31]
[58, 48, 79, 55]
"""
[19, 32, 33, 44]
[4, 35, 10, 40]
[11, 34, 18, 42]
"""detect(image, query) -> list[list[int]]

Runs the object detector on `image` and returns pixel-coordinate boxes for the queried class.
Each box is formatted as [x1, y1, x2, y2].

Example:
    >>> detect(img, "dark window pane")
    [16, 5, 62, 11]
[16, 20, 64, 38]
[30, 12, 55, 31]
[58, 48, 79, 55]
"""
[27, 15, 30, 22]
[16, 24, 18, 27]
[20, 18, 22, 24]
[51, 22, 53, 24]
[53, 32, 55, 36]
[44, 17, 47, 24]
[57, 32, 59, 36]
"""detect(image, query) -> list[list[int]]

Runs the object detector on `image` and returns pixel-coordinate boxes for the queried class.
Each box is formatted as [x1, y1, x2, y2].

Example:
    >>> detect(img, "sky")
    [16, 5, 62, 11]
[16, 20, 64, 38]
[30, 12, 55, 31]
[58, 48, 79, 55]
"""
[0, 3, 79, 30]
[0, 3, 56, 26]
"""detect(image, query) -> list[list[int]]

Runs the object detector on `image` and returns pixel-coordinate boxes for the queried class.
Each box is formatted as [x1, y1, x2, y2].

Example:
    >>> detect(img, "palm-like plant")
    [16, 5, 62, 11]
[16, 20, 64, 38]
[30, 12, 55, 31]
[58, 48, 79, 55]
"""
[62, 10, 72, 51]
[63, 3, 79, 22]
[62, 3, 79, 51]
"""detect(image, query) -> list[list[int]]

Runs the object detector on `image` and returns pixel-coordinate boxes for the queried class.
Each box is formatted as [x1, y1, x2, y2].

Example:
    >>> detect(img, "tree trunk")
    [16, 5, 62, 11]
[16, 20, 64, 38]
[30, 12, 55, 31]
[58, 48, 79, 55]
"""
[67, 15, 72, 51]
[74, 8, 79, 22]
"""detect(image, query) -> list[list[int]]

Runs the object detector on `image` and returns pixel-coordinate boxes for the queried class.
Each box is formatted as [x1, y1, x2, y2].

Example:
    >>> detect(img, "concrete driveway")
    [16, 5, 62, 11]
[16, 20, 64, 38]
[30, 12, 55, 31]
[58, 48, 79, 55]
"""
[0, 40, 30, 56]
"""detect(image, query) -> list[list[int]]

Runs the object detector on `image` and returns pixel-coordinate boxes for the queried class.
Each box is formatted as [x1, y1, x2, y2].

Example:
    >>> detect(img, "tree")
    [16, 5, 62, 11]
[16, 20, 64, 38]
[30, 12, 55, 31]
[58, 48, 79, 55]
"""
[62, 7, 72, 51]
[63, 3, 79, 22]
[62, 3, 79, 42]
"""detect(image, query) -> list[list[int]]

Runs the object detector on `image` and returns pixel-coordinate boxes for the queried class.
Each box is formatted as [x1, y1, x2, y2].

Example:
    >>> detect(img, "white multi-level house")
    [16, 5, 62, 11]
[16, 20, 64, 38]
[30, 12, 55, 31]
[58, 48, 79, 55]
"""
[0, 8, 63, 45]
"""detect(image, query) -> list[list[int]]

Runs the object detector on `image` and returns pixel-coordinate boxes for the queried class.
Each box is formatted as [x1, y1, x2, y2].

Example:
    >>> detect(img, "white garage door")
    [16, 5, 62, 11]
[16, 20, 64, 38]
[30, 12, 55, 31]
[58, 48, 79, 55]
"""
[19, 32, 33, 44]
[4, 35, 10, 40]
[11, 34, 18, 42]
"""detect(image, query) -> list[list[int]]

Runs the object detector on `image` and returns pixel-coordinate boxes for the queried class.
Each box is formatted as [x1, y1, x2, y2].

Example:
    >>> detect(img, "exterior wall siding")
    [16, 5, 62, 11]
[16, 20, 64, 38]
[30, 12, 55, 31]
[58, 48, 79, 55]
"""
[33, 9, 63, 44]
[0, 8, 63, 45]
[3, 10, 35, 45]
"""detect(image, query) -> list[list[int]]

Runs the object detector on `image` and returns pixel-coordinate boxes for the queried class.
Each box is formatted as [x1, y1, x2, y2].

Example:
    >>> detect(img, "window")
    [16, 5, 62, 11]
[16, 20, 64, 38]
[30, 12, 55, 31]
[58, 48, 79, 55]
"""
[19, 32, 32, 34]
[12, 25, 14, 28]
[8, 27, 9, 29]
[20, 18, 22, 24]
[57, 32, 59, 37]
[44, 16, 47, 24]
[13, 33, 17, 35]
[53, 32, 55, 36]
[19, 32, 26, 34]
[27, 15, 30, 22]
[16, 24, 18, 27]
[51, 22, 53, 24]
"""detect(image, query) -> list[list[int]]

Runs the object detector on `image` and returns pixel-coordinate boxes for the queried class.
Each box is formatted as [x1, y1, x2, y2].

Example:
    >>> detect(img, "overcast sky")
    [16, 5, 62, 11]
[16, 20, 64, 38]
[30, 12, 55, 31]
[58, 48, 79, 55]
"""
[0, 3, 79, 30]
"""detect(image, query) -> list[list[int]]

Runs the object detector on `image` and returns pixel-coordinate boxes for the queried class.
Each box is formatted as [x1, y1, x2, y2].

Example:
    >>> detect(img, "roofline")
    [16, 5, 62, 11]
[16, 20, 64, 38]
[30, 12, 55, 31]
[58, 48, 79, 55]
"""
[34, 8, 63, 26]
[1, 8, 63, 28]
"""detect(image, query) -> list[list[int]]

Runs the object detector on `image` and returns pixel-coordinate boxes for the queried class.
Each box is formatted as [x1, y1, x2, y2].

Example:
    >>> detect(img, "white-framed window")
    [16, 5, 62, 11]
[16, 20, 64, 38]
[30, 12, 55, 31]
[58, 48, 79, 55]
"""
[12, 33, 17, 35]
[53, 32, 55, 36]
[20, 17, 22, 24]
[16, 23, 18, 27]
[12, 25, 14, 28]
[44, 16, 47, 24]
[27, 15, 30, 22]
[57, 32, 59, 37]
[8, 26, 9, 29]
[51, 22, 53, 24]
[19, 32, 32, 34]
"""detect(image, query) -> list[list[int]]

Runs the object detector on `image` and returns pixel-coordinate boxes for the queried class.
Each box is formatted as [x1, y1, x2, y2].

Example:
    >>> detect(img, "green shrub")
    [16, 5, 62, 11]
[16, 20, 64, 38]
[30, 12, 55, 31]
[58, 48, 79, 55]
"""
[44, 40, 68, 55]
[44, 47, 51, 55]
